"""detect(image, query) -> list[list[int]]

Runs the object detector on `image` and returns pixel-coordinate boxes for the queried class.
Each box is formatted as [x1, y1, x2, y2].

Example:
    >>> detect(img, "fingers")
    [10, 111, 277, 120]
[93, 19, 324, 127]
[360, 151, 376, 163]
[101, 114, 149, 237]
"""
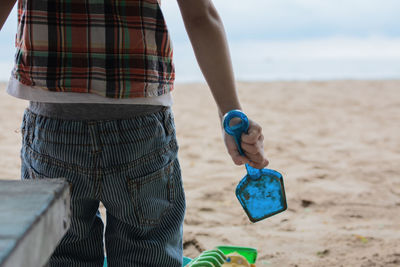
[239, 121, 268, 169]
[242, 121, 262, 145]
[223, 119, 269, 169]
[245, 154, 269, 169]
[225, 135, 251, 166]
[231, 154, 251, 166]
[241, 136, 264, 155]
[241, 137, 269, 169]
[225, 135, 269, 169]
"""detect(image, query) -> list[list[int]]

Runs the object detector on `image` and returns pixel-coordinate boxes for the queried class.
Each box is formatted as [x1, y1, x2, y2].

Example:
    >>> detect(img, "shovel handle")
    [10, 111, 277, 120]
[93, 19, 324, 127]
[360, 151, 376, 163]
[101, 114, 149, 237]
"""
[223, 109, 249, 156]
[223, 110, 261, 179]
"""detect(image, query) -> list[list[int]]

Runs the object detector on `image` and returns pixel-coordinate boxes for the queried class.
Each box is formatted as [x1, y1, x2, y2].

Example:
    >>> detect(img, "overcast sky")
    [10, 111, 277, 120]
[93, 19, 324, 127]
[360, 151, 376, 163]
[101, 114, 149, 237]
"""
[2, 0, 400, 45]
[162, 0, 400, 42]
[0, 0, 399, 81]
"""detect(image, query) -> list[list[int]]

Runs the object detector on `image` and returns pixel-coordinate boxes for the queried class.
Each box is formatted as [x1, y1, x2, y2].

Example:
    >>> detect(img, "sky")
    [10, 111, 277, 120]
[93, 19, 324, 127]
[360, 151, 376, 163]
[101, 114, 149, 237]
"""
[1, 0, 399, 81]
[162, 0, 400, 42]
[163, 0, 400, 81]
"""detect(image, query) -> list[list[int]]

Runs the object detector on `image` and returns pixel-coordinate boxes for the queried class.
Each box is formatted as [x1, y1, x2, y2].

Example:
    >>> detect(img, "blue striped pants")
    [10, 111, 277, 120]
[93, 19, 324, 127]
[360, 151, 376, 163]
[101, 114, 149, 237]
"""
[20, 107, 186, 267]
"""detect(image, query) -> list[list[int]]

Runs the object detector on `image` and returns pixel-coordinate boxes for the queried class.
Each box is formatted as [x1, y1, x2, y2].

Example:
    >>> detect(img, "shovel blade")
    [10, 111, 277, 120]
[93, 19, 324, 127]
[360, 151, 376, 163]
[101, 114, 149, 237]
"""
[236, 169, 287, 222]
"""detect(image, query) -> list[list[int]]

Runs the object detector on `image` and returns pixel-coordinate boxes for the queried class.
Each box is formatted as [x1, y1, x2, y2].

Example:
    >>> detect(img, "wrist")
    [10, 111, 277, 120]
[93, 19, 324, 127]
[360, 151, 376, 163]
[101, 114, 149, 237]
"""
[219, 108, 244, 128]
[219, 106, 242, 120]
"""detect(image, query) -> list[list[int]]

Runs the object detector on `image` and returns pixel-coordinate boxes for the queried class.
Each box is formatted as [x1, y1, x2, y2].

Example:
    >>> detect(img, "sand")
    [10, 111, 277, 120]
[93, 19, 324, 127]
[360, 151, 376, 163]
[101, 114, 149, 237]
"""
[1, 80, 399, 266]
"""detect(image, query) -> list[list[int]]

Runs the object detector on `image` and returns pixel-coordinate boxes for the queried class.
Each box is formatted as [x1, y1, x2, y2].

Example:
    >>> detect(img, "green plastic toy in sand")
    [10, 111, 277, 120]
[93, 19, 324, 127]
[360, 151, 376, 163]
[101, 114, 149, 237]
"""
[186, 249, 226, 267]
[216, 245, 257, 264]
[102, 245, 258, 266]
[185, 245, 258, 267]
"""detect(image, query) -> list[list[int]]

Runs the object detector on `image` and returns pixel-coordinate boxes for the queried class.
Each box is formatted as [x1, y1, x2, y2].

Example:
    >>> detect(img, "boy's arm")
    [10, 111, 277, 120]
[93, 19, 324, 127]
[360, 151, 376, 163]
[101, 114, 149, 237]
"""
[0, 0, 16, 31]
[177, 0, 240, 118]
[177, 0, 268, 169]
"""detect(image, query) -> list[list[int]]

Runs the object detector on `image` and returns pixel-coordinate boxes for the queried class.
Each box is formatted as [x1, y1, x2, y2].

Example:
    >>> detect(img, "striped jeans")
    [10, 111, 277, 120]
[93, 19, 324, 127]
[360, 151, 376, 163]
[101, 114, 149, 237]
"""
[20, 107, 186, 267]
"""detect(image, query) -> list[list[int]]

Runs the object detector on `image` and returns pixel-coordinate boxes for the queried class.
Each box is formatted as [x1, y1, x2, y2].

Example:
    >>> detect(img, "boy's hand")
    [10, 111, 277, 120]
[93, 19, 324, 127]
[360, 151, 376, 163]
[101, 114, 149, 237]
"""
[223, 119, 269, 169]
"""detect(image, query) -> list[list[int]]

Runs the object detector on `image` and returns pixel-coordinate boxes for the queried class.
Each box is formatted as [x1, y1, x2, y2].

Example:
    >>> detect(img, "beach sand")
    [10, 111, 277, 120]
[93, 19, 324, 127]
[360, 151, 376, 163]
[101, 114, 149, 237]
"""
[1, 80, 399, 266]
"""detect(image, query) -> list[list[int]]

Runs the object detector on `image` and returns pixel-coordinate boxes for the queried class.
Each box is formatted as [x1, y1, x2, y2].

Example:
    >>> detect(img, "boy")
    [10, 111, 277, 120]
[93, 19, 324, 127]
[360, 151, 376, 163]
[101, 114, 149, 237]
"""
[0, 0, 268, 266]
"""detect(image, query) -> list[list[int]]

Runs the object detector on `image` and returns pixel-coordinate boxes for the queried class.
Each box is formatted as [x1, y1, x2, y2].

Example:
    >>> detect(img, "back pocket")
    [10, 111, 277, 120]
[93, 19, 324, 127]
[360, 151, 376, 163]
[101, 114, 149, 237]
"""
[127, 159, 176, 226]
[21, 161, 49, 180]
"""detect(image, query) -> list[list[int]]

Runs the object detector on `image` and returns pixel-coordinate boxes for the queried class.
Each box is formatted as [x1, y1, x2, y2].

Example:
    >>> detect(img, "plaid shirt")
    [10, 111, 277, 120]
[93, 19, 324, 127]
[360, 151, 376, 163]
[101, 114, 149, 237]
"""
[12, 0, 174, 99]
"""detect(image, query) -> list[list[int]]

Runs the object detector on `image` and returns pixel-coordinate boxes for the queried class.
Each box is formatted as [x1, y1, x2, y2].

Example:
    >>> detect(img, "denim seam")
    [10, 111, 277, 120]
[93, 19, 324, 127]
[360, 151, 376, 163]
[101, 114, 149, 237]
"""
[25, 106, 167, 123]
[126, 160, 173, 186]
[93, 165, 102, 199]
[34, 134, 164, 146]
[163, 113, 174, 136]
[127, 182, 140, 225]
[35, 122, 161, 135]
[139, 205, 173, 226]
[25, 138, 177, 176]
[127, 161, 175, 226]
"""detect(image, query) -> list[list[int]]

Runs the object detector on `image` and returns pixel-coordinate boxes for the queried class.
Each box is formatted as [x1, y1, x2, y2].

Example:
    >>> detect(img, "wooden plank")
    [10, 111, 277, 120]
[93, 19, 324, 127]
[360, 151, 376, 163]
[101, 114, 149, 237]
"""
[0, 179, 71, 267]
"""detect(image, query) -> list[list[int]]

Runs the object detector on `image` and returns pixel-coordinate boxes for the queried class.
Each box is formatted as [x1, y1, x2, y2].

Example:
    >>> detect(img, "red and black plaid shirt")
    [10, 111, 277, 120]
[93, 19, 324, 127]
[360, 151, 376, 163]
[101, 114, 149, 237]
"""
[12, 0, 175, 99]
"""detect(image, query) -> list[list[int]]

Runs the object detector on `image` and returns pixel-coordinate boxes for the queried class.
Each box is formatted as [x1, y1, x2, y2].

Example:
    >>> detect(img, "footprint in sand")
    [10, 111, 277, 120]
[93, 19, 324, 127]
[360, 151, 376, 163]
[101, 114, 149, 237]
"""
[186, 152, 201, 159]
[183, 236, 205, 258]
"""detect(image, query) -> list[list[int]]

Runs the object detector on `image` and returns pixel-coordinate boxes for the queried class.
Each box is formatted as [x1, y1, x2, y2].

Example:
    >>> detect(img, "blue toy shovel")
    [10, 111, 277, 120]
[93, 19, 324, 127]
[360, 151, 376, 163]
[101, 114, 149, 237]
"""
[223, 110, 287, 222]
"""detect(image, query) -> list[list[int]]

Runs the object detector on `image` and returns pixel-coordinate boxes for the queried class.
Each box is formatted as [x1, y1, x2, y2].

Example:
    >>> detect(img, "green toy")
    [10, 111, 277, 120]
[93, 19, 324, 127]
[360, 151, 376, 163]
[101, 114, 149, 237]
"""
[216, 246, 257, 264]
[187, 249, 226, 267]
[104, 256, 194, 267]
[103, 245, 257, 266]
[185, 246, 258, 267]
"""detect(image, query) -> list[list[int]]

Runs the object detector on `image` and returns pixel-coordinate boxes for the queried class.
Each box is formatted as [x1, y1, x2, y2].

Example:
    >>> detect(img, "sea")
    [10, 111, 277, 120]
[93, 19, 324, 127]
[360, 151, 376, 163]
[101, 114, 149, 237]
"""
[1, 37, 399, 83]
[172, 36, 400, 83]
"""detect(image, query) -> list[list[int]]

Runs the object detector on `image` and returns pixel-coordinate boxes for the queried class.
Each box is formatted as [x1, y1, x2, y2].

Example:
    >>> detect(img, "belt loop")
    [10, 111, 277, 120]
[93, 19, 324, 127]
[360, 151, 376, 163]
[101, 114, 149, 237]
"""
[87, 122, 103, 154]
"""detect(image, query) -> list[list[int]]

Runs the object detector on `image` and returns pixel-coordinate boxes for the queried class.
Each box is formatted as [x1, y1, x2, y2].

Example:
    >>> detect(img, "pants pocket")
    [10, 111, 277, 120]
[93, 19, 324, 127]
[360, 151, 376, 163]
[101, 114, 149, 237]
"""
[21, 159, 49, 180]
[20, 150, 75, 195]
[127, 159, 176, 226]
[163, 109, 175, 137]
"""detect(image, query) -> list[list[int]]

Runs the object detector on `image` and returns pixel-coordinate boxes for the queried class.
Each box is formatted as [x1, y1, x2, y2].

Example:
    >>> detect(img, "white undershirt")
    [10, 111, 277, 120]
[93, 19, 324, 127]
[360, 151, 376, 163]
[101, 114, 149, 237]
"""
[6, 76, 173, 106]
